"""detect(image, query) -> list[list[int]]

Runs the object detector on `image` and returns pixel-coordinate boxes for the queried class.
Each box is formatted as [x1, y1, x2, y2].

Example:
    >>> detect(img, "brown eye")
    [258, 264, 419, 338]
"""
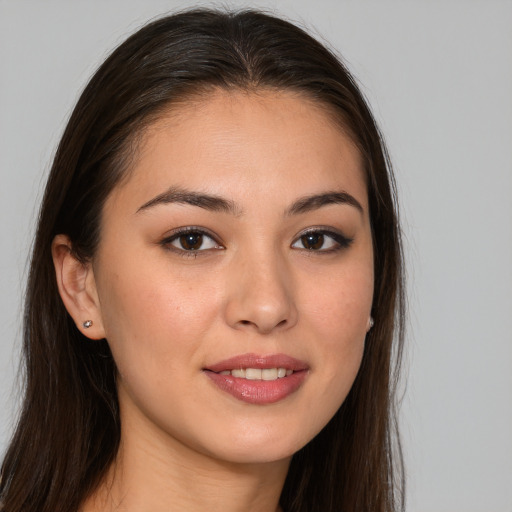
[292, 229, 353, 252]
[179, 233, 204, 250]
[166, 230, 220, 252]
[301, 233, 324, 250]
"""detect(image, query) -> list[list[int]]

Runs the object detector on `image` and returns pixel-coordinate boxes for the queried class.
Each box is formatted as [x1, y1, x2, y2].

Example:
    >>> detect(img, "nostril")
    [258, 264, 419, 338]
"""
[237, 318, 288, 332]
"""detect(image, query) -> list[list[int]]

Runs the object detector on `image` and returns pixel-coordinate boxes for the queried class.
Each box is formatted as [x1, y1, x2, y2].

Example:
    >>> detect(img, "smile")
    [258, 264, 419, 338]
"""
[204, 353, 308, 404]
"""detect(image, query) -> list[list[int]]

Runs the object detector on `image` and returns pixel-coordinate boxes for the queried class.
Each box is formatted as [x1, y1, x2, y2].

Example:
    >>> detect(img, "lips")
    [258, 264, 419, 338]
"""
[203, 353, 309, 405]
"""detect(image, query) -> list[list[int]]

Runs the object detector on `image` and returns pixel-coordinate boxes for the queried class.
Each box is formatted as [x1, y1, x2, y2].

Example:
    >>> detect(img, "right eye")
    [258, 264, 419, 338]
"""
[161, 228, 223, 253]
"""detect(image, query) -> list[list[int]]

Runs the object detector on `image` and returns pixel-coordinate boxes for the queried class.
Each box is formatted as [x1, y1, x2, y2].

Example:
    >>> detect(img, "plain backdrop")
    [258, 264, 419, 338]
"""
[1, 1, 511, 511]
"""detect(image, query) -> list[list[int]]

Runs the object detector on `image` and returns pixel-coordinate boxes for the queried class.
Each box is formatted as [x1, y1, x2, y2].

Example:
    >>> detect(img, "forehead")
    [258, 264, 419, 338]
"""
[108, 88, 367, 214]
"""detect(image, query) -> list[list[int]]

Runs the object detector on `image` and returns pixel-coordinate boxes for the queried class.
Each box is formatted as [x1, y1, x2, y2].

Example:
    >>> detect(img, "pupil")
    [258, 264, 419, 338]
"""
[180, 233, 202, 250]
[302, 233, 324, 250]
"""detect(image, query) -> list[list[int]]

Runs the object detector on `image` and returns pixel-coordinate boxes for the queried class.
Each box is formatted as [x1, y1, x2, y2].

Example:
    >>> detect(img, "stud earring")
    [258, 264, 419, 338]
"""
[367, 316, 374, 331]
[83, 320, 93, 329]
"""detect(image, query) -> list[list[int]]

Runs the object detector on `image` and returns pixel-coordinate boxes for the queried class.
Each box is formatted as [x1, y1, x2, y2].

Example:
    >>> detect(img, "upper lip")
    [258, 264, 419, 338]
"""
[204, 353, 309, 373]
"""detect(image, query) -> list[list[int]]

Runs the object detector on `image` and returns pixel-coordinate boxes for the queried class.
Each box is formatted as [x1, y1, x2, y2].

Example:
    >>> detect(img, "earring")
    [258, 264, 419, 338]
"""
[83, 320, 93, 329]
[367, 316, 374, 331]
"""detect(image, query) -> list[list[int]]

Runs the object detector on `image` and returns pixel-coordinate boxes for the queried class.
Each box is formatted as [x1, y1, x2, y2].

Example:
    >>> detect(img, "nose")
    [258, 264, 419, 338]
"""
[224, 251, 298, 335]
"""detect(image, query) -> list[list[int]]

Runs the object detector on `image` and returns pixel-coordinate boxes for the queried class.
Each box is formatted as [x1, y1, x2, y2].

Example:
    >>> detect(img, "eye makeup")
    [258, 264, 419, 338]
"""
[291, 227, 354, 253]
[159, 226, 224, 258]
[159, 224, 354, 259]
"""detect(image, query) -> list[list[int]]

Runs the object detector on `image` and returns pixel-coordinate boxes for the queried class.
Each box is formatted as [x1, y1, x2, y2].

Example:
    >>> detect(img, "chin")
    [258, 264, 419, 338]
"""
[195, 419, 320, 465]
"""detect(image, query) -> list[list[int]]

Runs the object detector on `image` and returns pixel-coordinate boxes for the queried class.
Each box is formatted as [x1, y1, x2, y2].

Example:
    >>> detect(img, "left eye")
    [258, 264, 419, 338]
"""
[167, 231, 219, 251]
[291, 230, 351, 251]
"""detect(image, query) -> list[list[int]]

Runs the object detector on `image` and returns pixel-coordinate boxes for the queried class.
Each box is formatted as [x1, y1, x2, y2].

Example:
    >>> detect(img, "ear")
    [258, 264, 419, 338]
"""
[52, 234, 106, 340]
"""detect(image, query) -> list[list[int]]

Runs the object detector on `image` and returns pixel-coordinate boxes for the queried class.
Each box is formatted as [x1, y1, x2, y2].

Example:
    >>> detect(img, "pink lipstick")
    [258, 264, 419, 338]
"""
[203, 353, 308, 405]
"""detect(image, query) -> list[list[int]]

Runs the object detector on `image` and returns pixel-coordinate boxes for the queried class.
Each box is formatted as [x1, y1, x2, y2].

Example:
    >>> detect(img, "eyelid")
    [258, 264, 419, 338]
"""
[291, 227, 354, 252]
[160, 226, 224, 255]
[159, 225, 352, 256]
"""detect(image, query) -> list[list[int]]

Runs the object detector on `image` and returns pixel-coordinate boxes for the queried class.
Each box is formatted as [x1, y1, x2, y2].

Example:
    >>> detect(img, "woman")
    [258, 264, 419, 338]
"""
[0, 8, 405, 512]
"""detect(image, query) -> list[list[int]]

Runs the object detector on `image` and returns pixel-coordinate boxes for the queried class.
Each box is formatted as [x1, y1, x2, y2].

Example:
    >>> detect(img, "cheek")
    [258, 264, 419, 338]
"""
[302, 262, 373, 336]
[94, 257, 222, 379]
[300, 264, 372, 392]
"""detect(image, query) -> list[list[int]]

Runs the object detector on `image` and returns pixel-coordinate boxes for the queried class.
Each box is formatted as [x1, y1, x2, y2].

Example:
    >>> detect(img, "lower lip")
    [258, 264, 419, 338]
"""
[204, 370, 307, 404]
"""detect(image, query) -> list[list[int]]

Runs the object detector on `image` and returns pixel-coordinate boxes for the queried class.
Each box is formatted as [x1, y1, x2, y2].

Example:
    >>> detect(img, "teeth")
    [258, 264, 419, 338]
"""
[261, 368, 278, 381]
[219, 367, 293, 380]
[245, 368, 262, 380]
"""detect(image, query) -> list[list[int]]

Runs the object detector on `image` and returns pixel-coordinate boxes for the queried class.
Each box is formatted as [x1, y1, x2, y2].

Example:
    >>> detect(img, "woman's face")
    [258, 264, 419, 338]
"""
[91, 89, 374, 464]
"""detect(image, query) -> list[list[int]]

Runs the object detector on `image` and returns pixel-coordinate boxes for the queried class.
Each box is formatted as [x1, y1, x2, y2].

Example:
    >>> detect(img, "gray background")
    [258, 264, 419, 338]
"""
[1, 1, 511, 510]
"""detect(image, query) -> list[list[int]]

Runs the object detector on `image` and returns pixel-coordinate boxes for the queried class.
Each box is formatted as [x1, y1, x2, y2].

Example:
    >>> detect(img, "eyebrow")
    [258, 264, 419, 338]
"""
[137, 186, 242, 216]
[136, 186, 363, 216]
[285, 191, 364, 216]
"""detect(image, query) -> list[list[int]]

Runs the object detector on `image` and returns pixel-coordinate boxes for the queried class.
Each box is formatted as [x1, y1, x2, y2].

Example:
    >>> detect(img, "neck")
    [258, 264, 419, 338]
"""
[81, 406, 290, 512]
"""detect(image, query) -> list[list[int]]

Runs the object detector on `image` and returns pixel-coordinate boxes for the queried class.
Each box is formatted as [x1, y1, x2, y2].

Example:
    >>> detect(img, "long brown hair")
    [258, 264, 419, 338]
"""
[0, 9, 406, 512]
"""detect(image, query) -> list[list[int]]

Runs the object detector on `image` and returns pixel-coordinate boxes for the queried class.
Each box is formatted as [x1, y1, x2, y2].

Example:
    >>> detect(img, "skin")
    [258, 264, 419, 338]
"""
[53, 89, 374, 512]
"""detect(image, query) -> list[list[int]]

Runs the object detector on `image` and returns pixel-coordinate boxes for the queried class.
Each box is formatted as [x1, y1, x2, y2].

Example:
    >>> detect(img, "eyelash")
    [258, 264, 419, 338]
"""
[160, 226, 224, 258]
[159, 226, 354, 257]
[292, 228, 354, 253]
